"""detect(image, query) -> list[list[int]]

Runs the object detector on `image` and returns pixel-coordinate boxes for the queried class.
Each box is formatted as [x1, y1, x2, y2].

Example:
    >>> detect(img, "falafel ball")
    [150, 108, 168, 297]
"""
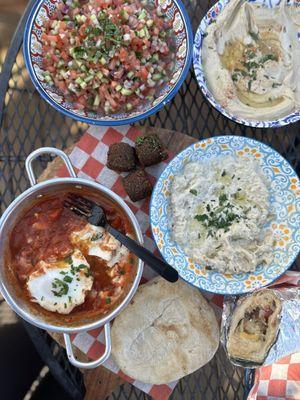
[107, 142, 136, 172]
[135, 134, 168, 167]
[122, 169, 153, 202]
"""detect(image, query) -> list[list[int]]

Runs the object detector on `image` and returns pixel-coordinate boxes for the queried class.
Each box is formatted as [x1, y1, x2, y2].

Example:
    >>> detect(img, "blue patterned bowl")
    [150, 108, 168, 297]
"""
[150, 136, 300, 294]
[23, 0, 193, 126]
[193, 0, 300, 128]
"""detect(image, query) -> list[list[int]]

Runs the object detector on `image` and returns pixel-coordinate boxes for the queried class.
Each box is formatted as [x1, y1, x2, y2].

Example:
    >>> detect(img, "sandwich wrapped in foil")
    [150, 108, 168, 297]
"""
[221, 287, 300, 368]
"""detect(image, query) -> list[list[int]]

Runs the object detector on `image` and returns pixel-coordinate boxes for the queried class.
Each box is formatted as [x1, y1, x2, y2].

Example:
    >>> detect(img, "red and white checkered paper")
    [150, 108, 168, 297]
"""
[55, 125, 300, 400]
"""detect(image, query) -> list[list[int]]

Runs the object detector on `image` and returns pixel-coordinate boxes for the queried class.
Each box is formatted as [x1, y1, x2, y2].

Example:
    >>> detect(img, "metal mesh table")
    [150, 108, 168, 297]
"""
[0, 0, 299, 398]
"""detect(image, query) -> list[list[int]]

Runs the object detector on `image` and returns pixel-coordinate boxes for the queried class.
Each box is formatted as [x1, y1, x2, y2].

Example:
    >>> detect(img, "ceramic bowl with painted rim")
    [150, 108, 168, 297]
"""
[23, 0, 193, 126]
[193, 0, 300, 128]
[150, 135, 300, 295]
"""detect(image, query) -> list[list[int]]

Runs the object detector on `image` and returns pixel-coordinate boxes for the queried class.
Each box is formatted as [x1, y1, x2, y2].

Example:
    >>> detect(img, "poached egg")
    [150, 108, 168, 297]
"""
[27, 249, 93, 314]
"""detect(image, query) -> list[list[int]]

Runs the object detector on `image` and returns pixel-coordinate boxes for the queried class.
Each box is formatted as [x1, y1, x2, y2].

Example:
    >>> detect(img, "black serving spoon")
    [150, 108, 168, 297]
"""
[64, 193, 178, 283]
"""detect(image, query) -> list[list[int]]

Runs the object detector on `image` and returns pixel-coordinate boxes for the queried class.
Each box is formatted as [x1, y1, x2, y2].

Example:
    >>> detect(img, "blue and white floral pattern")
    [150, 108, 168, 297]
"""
[150, 136, 300, 294]
[23, 0, 193, 126]
[193, 0, 300, 128]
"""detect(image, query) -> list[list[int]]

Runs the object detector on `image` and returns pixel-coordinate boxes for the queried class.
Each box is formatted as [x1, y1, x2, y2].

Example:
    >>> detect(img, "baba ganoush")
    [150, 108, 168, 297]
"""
[202, 0, 300, 121]
[170, 156, 274, 274]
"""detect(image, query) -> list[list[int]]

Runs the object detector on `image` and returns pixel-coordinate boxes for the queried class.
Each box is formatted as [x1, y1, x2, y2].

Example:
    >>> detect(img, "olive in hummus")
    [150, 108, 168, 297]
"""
[202, 0, 300, 121]
[226, 290, 282, 364]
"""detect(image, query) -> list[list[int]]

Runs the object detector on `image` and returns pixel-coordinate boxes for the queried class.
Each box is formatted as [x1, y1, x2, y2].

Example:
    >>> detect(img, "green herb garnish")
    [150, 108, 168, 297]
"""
[63, 275, 73, 283]
[52, 278, 69, 297]
[194, 214, 208, 222]
[259, 54, 278, 64]
[106, 297, 111, 304]
[272, 82, 281, 88]
[189, 189, 198, 196]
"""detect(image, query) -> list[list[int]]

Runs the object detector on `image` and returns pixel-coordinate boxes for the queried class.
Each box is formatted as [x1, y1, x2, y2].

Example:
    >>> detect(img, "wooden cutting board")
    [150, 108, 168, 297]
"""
[38, 126, 197, 400]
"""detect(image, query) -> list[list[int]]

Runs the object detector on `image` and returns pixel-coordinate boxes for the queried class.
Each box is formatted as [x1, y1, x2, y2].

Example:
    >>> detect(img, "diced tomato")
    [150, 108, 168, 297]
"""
[138, 66, 149, 81]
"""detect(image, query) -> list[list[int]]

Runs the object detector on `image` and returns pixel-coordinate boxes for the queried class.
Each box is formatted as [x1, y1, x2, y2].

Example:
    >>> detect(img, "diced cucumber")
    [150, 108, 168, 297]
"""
[75, 15, 86, 24]
[144, 27, 150, 38]
[146, 19, 153, 28]
[80, 65, 88, 72]
[121, 88, 133, 96]
[138, 29, 145, 38]
[138, 9, 147, 20]
[96, 71, 103, 79]
[127, 71, 134, 79]
[152, 53, 159, 61]
[93, 82, 100, 89]
[89, 68, 95, 75]
[79, 81, 87, 89]
[101, 78, 109, 84]
[75, 77, 87, 89]
[57, 60, 65, 68]
[44, 74, 53, 83]
[100, 57, 106, 65]
[152, 73, 162, 81]
[90, 14, 98, 25]
[84, 75, 94, 83]
[93, 94, 100, 107]
[115, 85, 122, 92]
[126, 103, 133, 111]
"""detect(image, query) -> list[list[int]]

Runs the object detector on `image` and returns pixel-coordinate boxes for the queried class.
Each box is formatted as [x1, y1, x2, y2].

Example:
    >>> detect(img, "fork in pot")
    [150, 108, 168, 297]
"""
[64, 194, 179, 283]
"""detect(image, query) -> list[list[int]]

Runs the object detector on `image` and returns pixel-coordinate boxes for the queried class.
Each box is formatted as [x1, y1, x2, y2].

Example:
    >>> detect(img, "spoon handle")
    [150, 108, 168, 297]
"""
[106, 225, 178, 283]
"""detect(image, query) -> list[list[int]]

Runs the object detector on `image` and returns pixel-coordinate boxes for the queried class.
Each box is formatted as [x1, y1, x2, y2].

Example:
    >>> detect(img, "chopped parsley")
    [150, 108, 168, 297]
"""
[194, 192, 244, 238]
[272, 82, 281, 88]
[63, 275, 73, 283]
[189, 189, 198, 196]
[194, 214, 208, 222]
[52, 278, 69, 297]
[65, 256, 73, 265]
[106, 297, 111, 304]
[259, 53, 278, 64]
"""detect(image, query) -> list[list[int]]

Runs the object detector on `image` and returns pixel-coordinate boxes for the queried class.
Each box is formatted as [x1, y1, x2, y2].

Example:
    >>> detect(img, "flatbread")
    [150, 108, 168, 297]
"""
[111, 277, 220, 384]
[226, 289, 282, 364]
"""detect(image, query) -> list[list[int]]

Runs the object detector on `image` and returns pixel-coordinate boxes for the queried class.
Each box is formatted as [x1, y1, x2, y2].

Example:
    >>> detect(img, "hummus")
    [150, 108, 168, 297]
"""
[202, 0, 300, 121]
[170, 156, 274, 274]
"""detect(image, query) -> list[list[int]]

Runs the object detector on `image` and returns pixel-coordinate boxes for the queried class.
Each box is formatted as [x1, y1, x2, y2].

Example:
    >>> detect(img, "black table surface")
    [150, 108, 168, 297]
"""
[0, 0, 299, 399]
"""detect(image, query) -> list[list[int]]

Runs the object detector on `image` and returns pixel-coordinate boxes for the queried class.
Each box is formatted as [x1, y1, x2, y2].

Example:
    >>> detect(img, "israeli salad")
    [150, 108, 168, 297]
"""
[41, 0, 175, 115]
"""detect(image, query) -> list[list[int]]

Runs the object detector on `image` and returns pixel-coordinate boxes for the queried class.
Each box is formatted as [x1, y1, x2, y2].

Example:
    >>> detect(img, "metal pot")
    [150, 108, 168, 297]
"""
[0, 147, 143, 369]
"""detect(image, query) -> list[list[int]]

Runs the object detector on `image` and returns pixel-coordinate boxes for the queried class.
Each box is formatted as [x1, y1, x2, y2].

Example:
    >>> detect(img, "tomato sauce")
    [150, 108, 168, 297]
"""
[6, 189, 137, 325]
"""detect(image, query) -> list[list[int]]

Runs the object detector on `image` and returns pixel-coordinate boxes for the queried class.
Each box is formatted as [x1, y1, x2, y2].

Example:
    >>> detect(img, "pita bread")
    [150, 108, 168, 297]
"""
[226, 289, 282, 364]
[111, 277, 219, 384]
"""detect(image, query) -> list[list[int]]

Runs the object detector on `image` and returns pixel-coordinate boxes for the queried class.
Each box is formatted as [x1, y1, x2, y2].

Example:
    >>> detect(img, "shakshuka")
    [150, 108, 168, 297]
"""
[6, 190, 137, 323]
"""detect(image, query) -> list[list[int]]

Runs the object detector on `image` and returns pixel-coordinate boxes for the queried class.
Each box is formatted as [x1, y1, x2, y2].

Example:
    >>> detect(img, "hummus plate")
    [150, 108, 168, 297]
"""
[193, 0, 300, 127]
[150, 136, 299, 294]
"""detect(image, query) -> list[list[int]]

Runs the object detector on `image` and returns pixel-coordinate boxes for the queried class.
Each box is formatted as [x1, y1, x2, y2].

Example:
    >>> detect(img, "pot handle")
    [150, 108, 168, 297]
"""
[25, 147, 77, 186]
[63, 323, 111, 369]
